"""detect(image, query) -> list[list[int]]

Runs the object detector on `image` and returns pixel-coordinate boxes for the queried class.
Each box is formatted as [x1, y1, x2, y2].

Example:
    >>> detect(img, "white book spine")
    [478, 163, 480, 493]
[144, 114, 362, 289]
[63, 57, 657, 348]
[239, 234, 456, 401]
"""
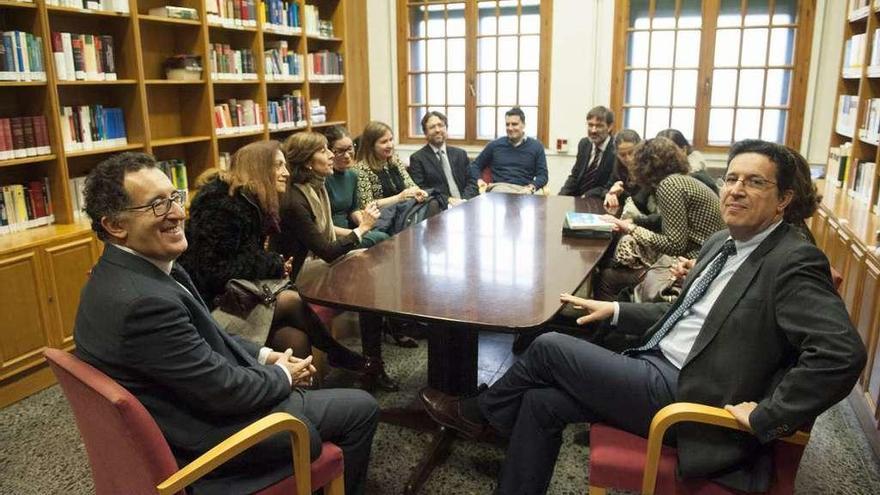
[61, 33, 75, 81]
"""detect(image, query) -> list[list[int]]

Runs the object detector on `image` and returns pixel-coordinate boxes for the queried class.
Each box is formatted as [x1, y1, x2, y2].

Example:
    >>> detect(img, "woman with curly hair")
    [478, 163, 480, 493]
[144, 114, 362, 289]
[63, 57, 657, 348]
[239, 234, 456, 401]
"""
[595, 136, 726, 301]
[353, 121, 427, 208]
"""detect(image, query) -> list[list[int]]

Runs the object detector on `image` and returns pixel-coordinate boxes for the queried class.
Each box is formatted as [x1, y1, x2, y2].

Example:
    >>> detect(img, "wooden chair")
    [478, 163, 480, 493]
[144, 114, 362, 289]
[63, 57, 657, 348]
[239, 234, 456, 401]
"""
[44, 348, 344, 495]
[588, 402, 811, 495]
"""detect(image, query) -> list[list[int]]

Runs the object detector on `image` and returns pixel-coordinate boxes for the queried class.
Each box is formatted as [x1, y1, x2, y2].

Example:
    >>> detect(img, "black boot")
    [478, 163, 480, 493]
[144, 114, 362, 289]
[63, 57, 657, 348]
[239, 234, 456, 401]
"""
[383, 318, 418, 348]
[358, 358, 400, 392]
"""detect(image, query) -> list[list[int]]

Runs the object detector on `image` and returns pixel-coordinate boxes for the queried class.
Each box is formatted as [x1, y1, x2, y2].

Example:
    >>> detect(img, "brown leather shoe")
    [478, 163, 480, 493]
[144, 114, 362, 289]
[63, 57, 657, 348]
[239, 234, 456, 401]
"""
[419, 387, 487, 439]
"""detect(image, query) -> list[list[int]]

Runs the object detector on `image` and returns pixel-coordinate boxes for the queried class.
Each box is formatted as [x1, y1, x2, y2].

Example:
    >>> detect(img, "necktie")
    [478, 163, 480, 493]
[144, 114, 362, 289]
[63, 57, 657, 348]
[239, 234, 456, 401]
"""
[438, 149, 462, 199]
[580, 145, 602, 194]
[626, 239, 737, 354]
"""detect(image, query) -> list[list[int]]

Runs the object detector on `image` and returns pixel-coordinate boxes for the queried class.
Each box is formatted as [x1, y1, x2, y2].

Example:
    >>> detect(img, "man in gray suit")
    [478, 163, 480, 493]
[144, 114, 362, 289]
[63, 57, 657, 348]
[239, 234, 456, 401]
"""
[421, 140, 866, 494]
[73, 152, 379, 495]
[408, 110, 479, 207]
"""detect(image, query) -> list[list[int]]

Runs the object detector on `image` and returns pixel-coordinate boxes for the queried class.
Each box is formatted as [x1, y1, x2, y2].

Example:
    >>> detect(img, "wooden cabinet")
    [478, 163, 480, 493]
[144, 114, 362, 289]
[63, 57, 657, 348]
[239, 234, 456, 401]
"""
[43, 234, 99, 349]
[0, 249, 52, 382]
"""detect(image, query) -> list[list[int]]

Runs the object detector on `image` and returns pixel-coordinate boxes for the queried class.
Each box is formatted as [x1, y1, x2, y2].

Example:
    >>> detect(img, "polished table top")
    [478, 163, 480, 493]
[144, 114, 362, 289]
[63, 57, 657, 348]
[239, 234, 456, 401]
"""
[296, 193, 610, 330]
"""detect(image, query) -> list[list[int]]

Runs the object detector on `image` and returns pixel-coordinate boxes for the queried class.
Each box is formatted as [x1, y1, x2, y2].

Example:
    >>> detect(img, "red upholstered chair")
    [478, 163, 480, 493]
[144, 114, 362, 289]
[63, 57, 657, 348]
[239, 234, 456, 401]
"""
[44, 348, 344, 495]
[309, 303, 340, 329]
[588, 402, 811, 495]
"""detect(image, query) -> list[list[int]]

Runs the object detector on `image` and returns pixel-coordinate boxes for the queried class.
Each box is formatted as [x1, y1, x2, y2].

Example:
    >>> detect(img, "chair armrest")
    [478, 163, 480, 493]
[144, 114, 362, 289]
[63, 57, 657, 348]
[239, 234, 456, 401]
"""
[640, 402, 810, 495]
[157, 412, 312, 495]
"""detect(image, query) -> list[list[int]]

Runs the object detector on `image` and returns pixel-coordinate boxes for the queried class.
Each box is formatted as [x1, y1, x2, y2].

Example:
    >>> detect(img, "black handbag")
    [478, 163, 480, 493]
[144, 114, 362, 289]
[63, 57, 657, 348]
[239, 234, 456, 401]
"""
[214, 279, 291, 320]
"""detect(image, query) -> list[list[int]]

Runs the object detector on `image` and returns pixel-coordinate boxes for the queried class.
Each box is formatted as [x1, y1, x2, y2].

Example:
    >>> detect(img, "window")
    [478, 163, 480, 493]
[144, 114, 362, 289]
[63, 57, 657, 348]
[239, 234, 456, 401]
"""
[611, 0, 814, 150]
[397, 0, 552, 145]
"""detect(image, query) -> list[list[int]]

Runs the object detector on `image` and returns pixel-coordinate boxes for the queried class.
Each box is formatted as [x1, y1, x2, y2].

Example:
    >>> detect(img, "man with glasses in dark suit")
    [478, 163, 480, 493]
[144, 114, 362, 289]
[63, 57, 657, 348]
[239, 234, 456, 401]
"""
[408, 110, 479, 207]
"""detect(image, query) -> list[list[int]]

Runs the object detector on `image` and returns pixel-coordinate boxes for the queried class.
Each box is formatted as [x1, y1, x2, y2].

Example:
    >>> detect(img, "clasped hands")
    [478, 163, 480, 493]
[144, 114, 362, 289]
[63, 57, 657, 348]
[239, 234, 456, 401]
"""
[398, 186, 428, 203]
[267, 349, 318, 388]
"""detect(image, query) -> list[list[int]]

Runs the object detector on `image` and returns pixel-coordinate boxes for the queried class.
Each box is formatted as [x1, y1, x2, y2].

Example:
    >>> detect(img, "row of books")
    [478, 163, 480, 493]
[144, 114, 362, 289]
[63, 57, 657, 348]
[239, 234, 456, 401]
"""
[303, 5, 334, 38]
[858, 98, 880, 144]
[0, 179, 55, 235]
[850, 160, 876, 204]
[209, 45, 257, 80]
[67, 175, 87, 221]
[46, 0, 129, 14]
[60, 105, 128, 152]
[309, 98, 326, 124]
[267, 91, 306, 130]
[308, 51, 344, 81]
[0, 31, 46, 82]
[844, 34, 867, 74]
[837, 95, 859, 137]
[50, 32, 117, 82]
[261, 0, 301, 32]
[157, 159, 190, 206]
[849, 0, 871, 18]
[265, 41, 304, 80]
[0, 116, 51, 161]
[207, 0, 259, 28]
[214, 99, 264, 134]
[826, 143, 853, 190]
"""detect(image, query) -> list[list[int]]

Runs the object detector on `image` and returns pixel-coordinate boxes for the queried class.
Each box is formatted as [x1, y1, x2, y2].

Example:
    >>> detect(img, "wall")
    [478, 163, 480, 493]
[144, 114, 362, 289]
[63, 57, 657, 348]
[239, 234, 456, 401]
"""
[365, 0, 840, 191]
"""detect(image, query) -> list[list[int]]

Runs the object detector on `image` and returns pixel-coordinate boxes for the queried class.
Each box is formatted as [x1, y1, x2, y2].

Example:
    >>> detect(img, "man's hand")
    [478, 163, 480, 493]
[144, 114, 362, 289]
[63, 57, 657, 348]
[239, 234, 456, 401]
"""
[560, 293, 615, 325]
[524, 184, 537, 194]
[448, 197, 466, 207]
[265, 349, 290, 365]
[477, 179, 488, 190]
[670, 257, 695, 281]
[724, 401, 757, 431]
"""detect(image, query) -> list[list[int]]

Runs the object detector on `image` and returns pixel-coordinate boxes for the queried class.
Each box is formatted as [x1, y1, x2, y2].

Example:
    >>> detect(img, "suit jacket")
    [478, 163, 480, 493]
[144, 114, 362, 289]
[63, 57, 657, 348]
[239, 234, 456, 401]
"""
[558, 137, 617, 198]
[408, 144, 479, 202]
[616, 224, 866, 491]
[74, 245, 297, 494]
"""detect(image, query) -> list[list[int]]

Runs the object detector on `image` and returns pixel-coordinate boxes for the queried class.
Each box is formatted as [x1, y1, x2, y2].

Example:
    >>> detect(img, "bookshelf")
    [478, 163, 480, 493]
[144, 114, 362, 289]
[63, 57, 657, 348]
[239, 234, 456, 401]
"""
[0, 0, 368, 407]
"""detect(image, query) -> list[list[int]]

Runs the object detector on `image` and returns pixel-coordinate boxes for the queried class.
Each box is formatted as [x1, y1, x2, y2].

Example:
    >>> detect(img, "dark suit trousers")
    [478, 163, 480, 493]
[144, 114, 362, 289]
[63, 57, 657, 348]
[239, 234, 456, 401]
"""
[478, 332, 678, 495]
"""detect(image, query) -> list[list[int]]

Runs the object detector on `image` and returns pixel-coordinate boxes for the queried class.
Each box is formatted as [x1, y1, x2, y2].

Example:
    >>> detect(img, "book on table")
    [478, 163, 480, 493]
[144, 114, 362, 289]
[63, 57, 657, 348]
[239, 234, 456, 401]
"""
[562, 212, 614, 239]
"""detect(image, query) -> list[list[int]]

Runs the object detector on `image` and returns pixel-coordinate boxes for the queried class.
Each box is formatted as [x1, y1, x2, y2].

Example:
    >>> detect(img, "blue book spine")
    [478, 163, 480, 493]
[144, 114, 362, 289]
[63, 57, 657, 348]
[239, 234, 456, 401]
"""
[2, 34, 13, 72]
[14, 31, 25, 74]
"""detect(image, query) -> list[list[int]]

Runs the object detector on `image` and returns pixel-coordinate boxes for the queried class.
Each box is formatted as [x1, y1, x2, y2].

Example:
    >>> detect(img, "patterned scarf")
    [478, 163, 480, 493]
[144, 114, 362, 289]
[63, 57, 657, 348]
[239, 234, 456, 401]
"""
[294, 176, 336, 248]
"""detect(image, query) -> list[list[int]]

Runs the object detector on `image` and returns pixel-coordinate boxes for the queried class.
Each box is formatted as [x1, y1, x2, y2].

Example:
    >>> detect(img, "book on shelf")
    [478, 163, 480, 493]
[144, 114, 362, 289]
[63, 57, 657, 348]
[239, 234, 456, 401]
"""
[51, 32, 116, 81]
[157, 159, 189, 205]
[268, 90, 306, 130]
[264, 41, 304, 80]
[0, 115, 51, 160]
[308, 51, 344, 81]
[67, 175, 87, 222]
[45, 0, 129, 14]
[206, 0, 258, 28]
[0, 178, 55, 235]
[309, 98, 326, 124]
[147, 6, 199, 20]
[860, 98, 880, 143]
[0, 31, 46, 82]
[844, 34, 866, 72]
[260, 0, 301, 32]
[849, 160, 876, 204]
[561, 212, 614, 239]
[871, 28, 880, 68]
[209, 44, 257, 80]
[218, 151, 231, 171]
[60, 105, 127, 152]
[837, 95, 858, 136]
[303, 4, 334, 37]
[214, 99, 263, 134]
[831, 142, 853, 189]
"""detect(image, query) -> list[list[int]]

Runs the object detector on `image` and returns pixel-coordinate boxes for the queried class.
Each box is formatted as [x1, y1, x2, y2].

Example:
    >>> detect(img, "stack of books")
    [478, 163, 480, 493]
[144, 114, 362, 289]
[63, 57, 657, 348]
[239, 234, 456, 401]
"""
[0, 116, 51, 160]
[304, 5, 333, 37]
[268, 91, 306, 130]
[50, 32, 116, 81]
[562, 212, 614, 239]
[214, 98, 263, 135]
[308, 50, 343, 81]
[46, 0, 129, 14]
[0, 31, 46, 82]
[264, 41, 303, 81]
[309, 98, 326, 124]
[0, 178, 55, 235]
[209, 44, 257, 80]
[59, 105, 128, 152]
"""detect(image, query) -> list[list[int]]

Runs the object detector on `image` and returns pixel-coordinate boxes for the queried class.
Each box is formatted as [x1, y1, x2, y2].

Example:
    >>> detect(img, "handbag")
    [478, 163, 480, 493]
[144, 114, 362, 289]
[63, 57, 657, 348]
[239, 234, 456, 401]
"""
[633, 255, 683, 303]
[214, 278, 291, 320]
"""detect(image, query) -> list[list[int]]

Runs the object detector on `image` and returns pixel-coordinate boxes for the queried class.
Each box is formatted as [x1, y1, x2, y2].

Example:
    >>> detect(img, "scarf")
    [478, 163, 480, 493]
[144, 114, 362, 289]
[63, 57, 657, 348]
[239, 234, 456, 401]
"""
[294, 176, 336, 250]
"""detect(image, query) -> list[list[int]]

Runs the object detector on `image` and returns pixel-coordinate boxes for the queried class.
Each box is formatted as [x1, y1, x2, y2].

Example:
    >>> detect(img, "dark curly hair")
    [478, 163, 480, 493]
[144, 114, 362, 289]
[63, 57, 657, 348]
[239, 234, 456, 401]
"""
[631, 137, 689, 188]
[727, 139, 820, 223]
[83, 152, 157, 241]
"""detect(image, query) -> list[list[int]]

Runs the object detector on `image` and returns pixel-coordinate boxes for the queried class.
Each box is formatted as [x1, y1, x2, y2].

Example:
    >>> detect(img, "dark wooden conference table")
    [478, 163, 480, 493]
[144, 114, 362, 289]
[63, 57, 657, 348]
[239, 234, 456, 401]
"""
[297, 192, 611, 492]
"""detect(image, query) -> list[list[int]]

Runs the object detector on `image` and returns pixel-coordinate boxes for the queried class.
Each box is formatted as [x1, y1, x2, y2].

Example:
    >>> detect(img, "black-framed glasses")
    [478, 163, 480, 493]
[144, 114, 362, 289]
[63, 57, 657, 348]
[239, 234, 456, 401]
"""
[332, 146, 355, 157]
[722, 174, 777, 192]
[123, 191, 184, 217]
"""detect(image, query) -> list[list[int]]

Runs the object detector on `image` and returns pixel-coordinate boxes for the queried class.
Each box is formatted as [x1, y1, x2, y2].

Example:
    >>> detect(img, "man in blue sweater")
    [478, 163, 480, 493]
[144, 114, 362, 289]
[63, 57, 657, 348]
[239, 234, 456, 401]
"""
[470, 107, 548, 194]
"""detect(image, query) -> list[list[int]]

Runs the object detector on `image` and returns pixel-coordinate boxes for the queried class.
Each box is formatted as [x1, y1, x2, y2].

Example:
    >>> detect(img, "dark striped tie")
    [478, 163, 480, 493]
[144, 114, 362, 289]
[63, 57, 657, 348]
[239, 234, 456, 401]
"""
[580, 145, 602, 194]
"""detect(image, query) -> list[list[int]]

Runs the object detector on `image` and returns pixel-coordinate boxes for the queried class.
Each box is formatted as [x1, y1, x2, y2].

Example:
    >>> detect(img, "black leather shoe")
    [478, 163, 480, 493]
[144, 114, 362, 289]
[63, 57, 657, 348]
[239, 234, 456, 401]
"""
[511, 331, 541, 355]
[359, 358, 400, 392]
[419, 387, 488, 439]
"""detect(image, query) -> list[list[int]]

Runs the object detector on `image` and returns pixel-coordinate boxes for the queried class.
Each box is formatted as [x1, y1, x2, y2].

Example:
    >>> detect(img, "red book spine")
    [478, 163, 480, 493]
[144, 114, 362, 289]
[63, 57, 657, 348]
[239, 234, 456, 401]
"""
[36, 115, 49, 149]
[10, 117, 26, 153]
[0, 118, 9, 156]
[28, 181, 46, 218]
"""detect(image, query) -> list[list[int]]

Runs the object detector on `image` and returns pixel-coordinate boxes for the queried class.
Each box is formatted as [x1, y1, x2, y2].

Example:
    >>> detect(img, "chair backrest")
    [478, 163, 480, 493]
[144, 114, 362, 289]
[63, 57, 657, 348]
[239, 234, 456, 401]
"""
[44, 348, 182, 495]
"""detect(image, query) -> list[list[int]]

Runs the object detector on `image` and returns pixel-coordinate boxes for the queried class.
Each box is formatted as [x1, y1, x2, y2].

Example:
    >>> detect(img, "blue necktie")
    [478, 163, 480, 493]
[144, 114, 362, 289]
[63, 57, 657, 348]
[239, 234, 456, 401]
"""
[626, 239, 737, 354]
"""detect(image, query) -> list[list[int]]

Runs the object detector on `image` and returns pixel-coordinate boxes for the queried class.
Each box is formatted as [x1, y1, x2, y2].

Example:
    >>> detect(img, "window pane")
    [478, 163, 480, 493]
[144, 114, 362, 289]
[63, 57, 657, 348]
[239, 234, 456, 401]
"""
[761, 109, 786, 142]
[744, 0, 770, 26]
[670, 109, 695, 142]
[497, 72, 517, 105]
[653, 0, 676, 29]
[648, 69, 672, 106]
[478, 37, 497, 71]
[448, 73, 465, 105]
[645, 107, 671, 137]
[741, 29, 769, 67]
[738, 69, 764, 106]
[764, 69, 791, 106]
[673, 70, 698, 106]
[447, 4, 466, 37]
[708, 108, 734, 144]
[519, 72, 539, 106]
[675, 30, 701, 68]
[477, 72, 496, 105]
[498, 0, 518, 35]
[410, 41, 426, 72]
[650, 31, 675, 68]
[427, 5, 445, 37]
[409, 6, 426, 38]
[711, 69, 737, 106]
[428, 73, 446, 105]
[521, 7, 540, 34]
[678, 0, 702, 28]
[478, 107, 496, 139]
[718, 0, 742, 27]
[714, 29, 741, 67]
[626, 107, 646, 136]
[427, 39, 446, 71]
[626, 70, 648, 106]
[628, 31, 650, 68]
[630, 0, 650, 29]
[519, 35, 540, 71]
[410, 74, 426, 104]
[498, 36, 518, 70]
[768, 28, 795, 66]
[410, 107, 427, 136]
[448, 39, 466, 71]
[522, 107, 538, 133]
[735, 109, 761, 141]
[479, 2, 498, 35]
[447, 106, 465, 139]
[772, 0, 797, 25]
[497, 107, 508, 136]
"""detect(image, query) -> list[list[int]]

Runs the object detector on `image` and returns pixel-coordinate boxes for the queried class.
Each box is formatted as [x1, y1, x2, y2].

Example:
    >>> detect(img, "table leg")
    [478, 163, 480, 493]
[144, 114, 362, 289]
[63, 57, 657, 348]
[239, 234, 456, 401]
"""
[427, 323, 479, 395]
[402, 426, 456, 495]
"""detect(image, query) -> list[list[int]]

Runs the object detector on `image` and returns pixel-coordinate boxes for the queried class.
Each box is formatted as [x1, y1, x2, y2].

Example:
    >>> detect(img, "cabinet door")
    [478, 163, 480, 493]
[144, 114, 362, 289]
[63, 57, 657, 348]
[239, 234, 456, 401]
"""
[812, 208, 829, 253]
[43, 234, 98, 349]
[0, 250, 52, 381]
[862, 258, 880, 415]
[825, 217, 847, 276]
[842, 239, 865, 321]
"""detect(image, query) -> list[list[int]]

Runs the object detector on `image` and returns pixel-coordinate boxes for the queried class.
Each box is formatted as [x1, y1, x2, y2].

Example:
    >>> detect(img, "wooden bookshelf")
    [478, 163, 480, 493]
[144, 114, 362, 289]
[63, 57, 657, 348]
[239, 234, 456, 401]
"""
[0, 0, 368, 407]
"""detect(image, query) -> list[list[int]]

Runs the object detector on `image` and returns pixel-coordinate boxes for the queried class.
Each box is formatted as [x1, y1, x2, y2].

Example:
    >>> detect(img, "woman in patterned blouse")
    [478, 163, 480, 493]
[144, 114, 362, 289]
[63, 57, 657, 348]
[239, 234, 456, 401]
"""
[353, 121, 427, 208]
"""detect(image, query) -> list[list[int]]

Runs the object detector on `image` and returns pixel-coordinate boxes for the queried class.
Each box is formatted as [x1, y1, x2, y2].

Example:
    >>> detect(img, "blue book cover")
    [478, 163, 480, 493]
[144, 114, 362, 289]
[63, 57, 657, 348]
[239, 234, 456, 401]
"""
[563, 212, 613, 231]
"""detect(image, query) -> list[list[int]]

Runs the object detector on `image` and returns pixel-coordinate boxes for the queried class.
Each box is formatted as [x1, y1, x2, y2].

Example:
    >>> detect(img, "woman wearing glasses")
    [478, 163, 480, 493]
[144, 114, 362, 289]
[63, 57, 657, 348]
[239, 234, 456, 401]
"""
[323, 126, 389, 248]
[178, 140, 367, 373]
[270, 131, 399, 391]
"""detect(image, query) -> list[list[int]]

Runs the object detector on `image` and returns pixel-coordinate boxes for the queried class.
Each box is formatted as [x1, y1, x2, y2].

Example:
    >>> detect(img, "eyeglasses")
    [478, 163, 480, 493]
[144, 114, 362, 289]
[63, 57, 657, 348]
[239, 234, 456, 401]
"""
[722, 174, 777, 192]
[123, 191, 185, 217]
[332, 146, 355, 157]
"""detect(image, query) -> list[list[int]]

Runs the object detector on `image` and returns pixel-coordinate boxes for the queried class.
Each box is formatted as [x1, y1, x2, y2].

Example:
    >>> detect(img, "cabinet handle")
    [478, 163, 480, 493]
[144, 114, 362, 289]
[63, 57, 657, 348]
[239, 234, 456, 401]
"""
[47, 296, 54, 303]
